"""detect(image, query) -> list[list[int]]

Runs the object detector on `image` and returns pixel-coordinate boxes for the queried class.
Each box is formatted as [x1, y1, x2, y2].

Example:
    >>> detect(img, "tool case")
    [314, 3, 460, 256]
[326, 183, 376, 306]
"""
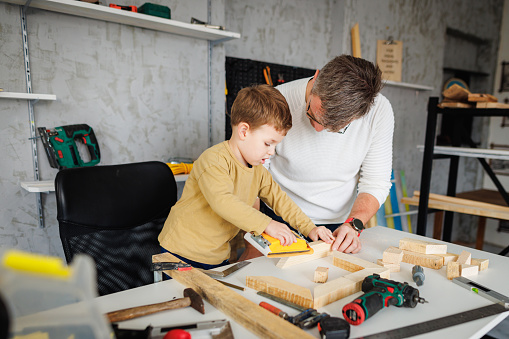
[138, 2, 171, 19]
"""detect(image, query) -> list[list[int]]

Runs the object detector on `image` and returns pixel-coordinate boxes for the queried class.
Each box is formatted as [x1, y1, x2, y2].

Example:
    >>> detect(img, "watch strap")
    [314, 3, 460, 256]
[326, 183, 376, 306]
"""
[344, 217, 362, 236]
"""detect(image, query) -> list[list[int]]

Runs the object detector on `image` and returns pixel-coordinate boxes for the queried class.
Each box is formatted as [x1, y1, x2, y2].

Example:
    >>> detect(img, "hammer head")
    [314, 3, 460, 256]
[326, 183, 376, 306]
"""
[184, 288, 205, 314]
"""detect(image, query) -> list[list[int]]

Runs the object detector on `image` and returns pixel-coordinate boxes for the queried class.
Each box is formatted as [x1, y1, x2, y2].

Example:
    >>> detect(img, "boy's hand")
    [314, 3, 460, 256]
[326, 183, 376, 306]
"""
[264, 220, 297, 246]
[308, 226, 335, 244]
[331, 224, 361, 253]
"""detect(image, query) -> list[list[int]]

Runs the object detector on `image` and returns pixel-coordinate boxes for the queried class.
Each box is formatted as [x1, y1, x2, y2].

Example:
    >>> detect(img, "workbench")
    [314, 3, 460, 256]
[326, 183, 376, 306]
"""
[94, 226, 509, 338]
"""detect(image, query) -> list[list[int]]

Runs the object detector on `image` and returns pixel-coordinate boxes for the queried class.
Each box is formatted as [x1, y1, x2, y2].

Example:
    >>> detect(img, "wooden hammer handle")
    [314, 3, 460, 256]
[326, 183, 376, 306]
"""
[107, 297, 191, 323]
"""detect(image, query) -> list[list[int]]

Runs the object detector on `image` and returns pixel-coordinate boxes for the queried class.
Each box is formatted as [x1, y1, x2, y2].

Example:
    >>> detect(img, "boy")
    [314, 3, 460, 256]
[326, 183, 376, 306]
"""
[158, 84, 334, 268]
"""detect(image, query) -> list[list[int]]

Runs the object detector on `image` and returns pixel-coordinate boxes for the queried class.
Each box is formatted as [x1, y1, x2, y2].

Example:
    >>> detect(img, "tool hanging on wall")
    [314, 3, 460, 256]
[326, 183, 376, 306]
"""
[38, 124, 100, 170]
[263, 66, 273, 86]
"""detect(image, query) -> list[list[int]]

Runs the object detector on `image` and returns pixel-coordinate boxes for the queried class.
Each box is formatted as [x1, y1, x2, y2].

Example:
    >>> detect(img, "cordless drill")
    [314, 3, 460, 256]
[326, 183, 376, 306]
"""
[342, 274, 428, 325]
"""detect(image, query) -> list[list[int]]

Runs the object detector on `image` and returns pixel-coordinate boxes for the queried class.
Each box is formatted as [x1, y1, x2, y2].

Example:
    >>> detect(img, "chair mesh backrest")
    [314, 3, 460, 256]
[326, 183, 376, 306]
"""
[55, 161, 177, 296]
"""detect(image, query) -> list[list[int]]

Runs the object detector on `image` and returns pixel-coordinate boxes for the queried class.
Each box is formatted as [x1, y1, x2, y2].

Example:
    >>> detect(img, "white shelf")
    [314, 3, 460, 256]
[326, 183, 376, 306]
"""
[2, 0, 240, 42]
[21, 174, 188, 193]
[384, 80, 434, 91]
[417, 145, 509, 160]
[0, 92, 56, 101]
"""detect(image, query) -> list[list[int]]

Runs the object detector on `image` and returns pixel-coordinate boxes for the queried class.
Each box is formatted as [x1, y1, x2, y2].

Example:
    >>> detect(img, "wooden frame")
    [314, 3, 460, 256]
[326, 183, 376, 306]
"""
[246, 241, 390, 309]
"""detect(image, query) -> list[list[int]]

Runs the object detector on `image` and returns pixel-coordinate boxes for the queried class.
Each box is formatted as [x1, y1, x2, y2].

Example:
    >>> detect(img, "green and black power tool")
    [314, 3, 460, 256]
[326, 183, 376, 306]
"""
[342, 274, 428, 325]
[38, 124, 100, 170]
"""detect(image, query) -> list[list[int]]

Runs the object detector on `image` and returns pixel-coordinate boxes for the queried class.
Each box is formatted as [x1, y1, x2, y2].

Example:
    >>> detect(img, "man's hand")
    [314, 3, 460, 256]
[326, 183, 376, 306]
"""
[331, 224, 361, 253]
[308, 226, 335, 244]
[264, 220, 297, 246]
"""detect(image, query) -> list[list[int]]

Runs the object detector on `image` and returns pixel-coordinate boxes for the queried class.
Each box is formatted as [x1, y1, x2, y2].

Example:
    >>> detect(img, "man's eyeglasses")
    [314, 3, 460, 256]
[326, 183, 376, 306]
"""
[306, 99, 351, 134]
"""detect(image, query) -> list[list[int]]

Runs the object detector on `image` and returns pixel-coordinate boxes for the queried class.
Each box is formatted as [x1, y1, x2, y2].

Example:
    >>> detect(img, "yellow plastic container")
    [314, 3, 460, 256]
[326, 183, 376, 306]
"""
[0, 250, 112, 338]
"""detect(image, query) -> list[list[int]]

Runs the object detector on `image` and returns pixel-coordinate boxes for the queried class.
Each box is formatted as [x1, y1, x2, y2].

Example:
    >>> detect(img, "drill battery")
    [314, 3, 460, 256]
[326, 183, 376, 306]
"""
[38, 124, 100, 170]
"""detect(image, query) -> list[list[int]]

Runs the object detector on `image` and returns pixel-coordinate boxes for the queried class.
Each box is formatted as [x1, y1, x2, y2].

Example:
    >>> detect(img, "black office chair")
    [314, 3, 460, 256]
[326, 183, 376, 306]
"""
[55, 161, 177, 296]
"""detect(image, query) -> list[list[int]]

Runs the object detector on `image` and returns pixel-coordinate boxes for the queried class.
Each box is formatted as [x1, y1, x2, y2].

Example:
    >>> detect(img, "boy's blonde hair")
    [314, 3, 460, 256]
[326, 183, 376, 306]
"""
[230, 84, 292, 133]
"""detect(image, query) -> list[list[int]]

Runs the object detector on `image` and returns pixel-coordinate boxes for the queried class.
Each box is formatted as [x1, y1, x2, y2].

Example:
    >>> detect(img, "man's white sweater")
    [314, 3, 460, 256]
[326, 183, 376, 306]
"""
[267, 78, 394, 224]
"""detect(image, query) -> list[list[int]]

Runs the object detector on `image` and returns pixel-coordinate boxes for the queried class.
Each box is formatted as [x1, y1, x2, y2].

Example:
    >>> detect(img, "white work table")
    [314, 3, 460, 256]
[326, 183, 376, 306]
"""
[94, 226, 509, 338]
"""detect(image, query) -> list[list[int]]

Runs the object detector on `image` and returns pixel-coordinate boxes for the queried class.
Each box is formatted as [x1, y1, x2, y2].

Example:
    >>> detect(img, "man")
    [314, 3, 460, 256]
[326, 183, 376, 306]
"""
[257, 55, 394, 255]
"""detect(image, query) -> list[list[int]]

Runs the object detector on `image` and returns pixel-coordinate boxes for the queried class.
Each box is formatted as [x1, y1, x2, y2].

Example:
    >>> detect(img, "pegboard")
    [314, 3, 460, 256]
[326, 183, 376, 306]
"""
[225, 57, 315, 139]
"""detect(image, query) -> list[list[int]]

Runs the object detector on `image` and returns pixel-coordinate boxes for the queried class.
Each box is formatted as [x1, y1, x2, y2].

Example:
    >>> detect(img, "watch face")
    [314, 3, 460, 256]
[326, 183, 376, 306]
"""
[352, 218, 364, 231]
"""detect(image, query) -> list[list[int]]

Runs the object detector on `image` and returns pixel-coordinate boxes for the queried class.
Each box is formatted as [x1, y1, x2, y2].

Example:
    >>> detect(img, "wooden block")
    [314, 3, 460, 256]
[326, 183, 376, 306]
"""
[456, 250, 472, 265]
[313, 277, 356, 309]
[246, 276, 313, 309]
[276, 241, 332, 269]
[442, 84, 470, 101]
[460, 264, 479, 277]
[391, 246, 444, 269]
[471, 258, 489, 271]
[399, 238, 447, 254]
[377, 259, 400, 272]
[438, 101, 474, 108]
[446, 261, 460, 280]
[476, 102, 509, 109]
[383, 247, 404, 263]
[152, 253, 315, 339]
[468, 93, 498, 102]
[432, 253, 458, 264]
[333, 251, 383, 272]
[314, 267, 329, 283]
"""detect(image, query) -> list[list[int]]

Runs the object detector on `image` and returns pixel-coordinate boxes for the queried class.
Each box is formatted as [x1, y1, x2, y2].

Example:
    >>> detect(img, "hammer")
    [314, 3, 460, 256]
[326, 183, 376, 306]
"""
[106, 288, 204, 323]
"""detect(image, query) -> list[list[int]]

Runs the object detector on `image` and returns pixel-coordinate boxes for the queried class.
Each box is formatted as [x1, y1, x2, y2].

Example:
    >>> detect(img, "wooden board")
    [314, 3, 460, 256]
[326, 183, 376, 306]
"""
[152, 253, 314, 339]
[476, 102, 509, 109]
[401, 196, 509, 220]
[387, 246, 444, 269]
[468, 93, 498, 102]
[276, 241, 332, 269]
[399, 237, 447, 254]
[438, 101, 474, 108]
[245, 276, 314, 309]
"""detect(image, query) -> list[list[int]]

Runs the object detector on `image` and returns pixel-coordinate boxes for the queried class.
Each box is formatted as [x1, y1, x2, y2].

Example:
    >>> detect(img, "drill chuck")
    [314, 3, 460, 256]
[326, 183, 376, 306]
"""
[412, 265, 425, 286]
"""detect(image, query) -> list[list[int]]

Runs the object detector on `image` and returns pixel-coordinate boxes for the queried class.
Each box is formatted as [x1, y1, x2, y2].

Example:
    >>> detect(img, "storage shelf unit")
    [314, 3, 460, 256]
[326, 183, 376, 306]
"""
[384, 80, 433, 91]
[416, 97, 509, 243]
[21, 174, 189, 193]
[0, 91, 56, 101]
[2, 0, 240, 42]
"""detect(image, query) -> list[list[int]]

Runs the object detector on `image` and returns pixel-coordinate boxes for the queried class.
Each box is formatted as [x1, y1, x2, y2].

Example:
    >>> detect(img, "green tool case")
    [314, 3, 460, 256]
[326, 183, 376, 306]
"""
[138, 3, 171, 19]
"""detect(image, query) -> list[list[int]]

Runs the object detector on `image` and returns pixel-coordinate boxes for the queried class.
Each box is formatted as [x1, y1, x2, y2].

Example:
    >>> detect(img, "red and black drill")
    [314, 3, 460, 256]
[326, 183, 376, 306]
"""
[342, 274, 428, 325]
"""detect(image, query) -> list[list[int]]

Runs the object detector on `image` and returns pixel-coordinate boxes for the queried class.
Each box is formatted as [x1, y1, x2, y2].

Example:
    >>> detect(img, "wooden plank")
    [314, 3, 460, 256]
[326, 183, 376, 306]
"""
[351, 23, 361, 58]
[414, 191, 509, 212]
[400, 196, 509, 220]
[476, 102, 509, 109]
[333, 251, 383, 272]
[377, 259, 400, 272]
[245, 276, 313, 309]
[433, 252, 458, 264]
[468, 93, 498, 102]
[389, 246, 444, 269]
[442, 84, 470, 101]
[438, 101, 474, 108]
[276, 241, 332, 269]
[152, 253, 314, 339]
[399, 237, 447, 254]
[313, 277, 356, 309]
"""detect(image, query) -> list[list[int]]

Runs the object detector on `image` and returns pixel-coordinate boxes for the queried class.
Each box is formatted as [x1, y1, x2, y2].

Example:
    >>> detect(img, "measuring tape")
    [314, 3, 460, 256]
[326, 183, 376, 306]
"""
[356, 277, 509, 339]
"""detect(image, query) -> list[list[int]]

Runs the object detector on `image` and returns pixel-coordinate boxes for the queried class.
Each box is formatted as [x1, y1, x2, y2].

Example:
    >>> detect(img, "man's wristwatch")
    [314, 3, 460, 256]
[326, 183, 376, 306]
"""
[344, 217, 364, 236]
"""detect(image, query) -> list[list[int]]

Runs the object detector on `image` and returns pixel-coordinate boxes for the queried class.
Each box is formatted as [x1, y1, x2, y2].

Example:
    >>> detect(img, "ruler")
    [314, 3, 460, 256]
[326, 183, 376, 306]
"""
[356, 277, 509, 339]
[357, 304, 507, 339]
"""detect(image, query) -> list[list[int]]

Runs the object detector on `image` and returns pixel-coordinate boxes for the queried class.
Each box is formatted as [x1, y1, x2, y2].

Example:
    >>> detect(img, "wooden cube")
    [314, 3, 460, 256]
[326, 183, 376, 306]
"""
[446, 261, 460, 280]
[460, 264, 479, 277]
[314, 267, 329, 283]
[456, 251, 472, 265]
[383, 247, 404, 264]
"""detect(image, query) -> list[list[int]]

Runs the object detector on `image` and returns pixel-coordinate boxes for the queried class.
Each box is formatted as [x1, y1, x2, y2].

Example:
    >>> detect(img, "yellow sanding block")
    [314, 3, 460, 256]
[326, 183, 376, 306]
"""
[244, 231, 314, 257]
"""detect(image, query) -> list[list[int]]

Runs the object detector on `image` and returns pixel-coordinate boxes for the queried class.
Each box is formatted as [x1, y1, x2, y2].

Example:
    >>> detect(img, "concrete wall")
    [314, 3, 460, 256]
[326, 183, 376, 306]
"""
[225, 0, 503, 241]
[0, 0, 505, 259]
